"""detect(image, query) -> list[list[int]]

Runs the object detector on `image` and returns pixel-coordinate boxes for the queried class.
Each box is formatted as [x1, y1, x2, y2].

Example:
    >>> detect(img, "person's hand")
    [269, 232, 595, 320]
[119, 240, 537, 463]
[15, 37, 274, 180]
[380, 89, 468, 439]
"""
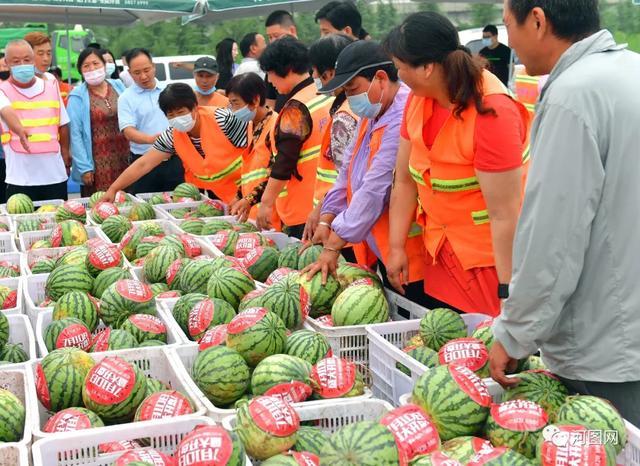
[302, 248, 340, 284]
[16, 127, 30, 153]
[170, 62, 184, 69]
[230, 198, 251, 223]
[256, 202, 273, 231]
[81, 171, 94, 186]
[311, 223, 331, 246]
[302, 206, 322, 242]
[100, 188, 116, 203]
[489, 340, 520, 388]
[147, 133, 161, 144]
[386, 247, 410, 294]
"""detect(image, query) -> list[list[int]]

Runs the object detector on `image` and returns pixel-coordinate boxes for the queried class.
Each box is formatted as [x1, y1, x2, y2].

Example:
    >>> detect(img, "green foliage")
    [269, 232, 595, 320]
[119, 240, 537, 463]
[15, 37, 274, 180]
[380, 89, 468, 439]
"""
[469, 3, 501, 28]
[601, 2, 640, 52]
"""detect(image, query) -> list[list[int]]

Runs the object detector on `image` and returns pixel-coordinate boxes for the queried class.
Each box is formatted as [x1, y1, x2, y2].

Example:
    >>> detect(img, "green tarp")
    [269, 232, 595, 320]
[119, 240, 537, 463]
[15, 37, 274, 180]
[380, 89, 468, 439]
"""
[211, 0, 320, 9]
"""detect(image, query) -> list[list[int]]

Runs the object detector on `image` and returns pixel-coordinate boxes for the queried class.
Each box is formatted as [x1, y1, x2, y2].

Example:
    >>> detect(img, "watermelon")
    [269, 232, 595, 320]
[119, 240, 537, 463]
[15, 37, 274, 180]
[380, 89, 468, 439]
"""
[157, 234, 185, 255]
[234, 221, 259, 233]
[52, 291, 99, 331]
[331, 284, 388, 326]
[171, 293, 208, 334]
[527, 356, 546, 370]
[500, 370, 569, 422]
[259, 275, 309, 329]
[175, 425, 247, 466]
[309, 357, 365, 399]
[555, 395, 627, 454]
[320, 420, 400, 466]
[17, 218, 46, 233]
[167, 257, 192, 290]
[181, 218, 205, 235]
[298, 272, 341, 317]
[101, 214, 133, 243]
[111, 448, 174, 466]
[139, 340, 167, 348]
[537, 424, 617, 466]
[226, 308, 287, 367]
[36, 204, 58, 213]
[173, 182, 201, 201]
[99, 279, 156, 327]
[55, 200, 87, 223]
[31, 257, 56, 274]
[186, 297, 236, 341]
[178, 259, 217, 294]
[85, 243, 124, 277]
[6, 193, 34, 214]
[196, 198, 225, 217]
[143, 245, 183, 283]
[470, 324, 494, 348]
[92, 267, 130, 299]
[336, 262, 382, 288]
[380, 404, 441, 463]
[466, 446, 535, 465]
[90, 201, 119, 224]
[90, 328, 138, 352]
[438, 337, 490, 377]
[250, 354, 312, 399]
[238, 288, 267, 311]
[133, 390, 193, 421]
[278, 243, 301, 269]
[82, 356, 147, 423]
[192, 345, 251, 406]
[50, 220, 89, 247]
[148, 193, 170, 205]
[43, 407, 104, 433]
[209, 229, 240, 256]
[129, 202, 156, 221]
[30, 239, 52, 249]
[198, 324, 228, 351]
[0, 343, 29, 364]
[0, 285, 16, 309]
[55, 247, 89, 268]
[419, 308, 467, 351]
[44, 317, 92, 352]
[411, 452, 462, 465]
[262, 452, 319, 465]
[89, 191, 106, 208]
[149, 282, 169, 296]
[206, 265, 255, 310]
[412, 364, 491, 440]
[114, 191, 129, 205]
[0, 311, 8, 349]
[0, 388, 25, 442]
[135, 236, 162, 259]
[440, 436, 493, 463]
[241, 246, 279, 282]
[396, 345, 439, 376]
[145, 377, 169, 395]
[285, 330, 331, 365]
[293, 426, 330, 456]
[0, 221, 8, 231]
[120, 226, 151, 260]
[297, 245, 323, 269]
[201, 220, 234, 236]
[236, 396, 300, 460]
[266, 267, 298, 285]
[170, 207, 192, 219]
[36, 347, 95, 411]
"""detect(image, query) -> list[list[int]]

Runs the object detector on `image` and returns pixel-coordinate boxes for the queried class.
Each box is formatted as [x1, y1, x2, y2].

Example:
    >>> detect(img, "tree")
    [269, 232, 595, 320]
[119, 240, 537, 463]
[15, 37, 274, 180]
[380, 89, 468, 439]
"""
[470, 3, 500, 28]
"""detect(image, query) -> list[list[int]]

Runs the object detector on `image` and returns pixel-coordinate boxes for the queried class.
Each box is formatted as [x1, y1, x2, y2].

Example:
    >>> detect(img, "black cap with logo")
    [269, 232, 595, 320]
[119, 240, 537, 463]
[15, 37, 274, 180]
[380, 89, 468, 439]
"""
[193, 56, 219, 74]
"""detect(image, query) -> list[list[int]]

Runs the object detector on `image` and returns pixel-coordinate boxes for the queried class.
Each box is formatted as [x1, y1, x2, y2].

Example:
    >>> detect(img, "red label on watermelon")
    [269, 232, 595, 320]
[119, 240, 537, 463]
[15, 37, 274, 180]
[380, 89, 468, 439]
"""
[224, 256, 246, 270]
[423, 451, 463, 466]
[64, 200, 86, 216]
[490, 400, 548, 431]
[289, 451, 320, 466]
[50, 224, 63, 247]
[89, 244, 121, 270]
[113, 448, 174, 466]
[438, 338, 489, 372]
[349, 278, 375, 287]
[299, 286, 310, 320]
[310, 357, 357, 398]
[235, 235, 261, 258]
[188, 299, 214, 338]
[242, 288, 264, 302]
[35, 362, 51, 410]
[98, 439, 144, 454]
[241, 246, 263, 267]
[56, 323, 92, 351]
[249, 396, 300, 437]
[2, 290, 17, 309]
[44, 409, 92, 433]
[475, 318, 494, 330]
[380, 404, 440, 464]
[166, 258, 184, 286]
[180, 234, 202, 258]
[227, 307, 267, 334]
[136, 391, 193, 421]
[204, 198, 225, 211]
[266, 267, 294, 285]
[142, 236, 164, 245]
[265, 381, 313, 404]
[209, 231, 230, 250]
[116, 279, 153, 302]
[158, 291, 181, 299]
[198, 324, 228, 350]
[94, 202, 119, 219]
[119, 227, 138, 249]
[91, 328, 111, 352]
[114, 191, 127, 204]
[448, 364, 491, 407]
[315, 315, 334, 327]
[466, 446, 509, 466]
[539, 425, 610, 466]
[161, 192, 173, 203]
[85, 357, 137, 405]
[129, 314, 166, 335]
[86, 237, 106, 249]
[176, 425, 233, 466]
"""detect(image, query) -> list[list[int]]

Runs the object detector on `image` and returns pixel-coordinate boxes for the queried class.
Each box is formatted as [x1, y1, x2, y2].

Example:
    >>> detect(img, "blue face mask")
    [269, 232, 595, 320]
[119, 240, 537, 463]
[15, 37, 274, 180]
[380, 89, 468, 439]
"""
[196, 85, 216, 96]
[482, 38, 492, 47]
[347, 80, 383, 119]
[105, 63, 116, 76]
[11, 64, 35, 84]
[233, 105, 256, 123]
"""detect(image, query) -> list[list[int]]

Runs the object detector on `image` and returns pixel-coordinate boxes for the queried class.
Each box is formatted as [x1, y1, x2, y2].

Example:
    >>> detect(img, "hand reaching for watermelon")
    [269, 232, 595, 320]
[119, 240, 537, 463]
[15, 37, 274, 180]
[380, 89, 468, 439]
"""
[386, 247, 410, 294]
[302, 248, 340, 285]
[100, 189, 116, 204]
[488, 340, 521, 388]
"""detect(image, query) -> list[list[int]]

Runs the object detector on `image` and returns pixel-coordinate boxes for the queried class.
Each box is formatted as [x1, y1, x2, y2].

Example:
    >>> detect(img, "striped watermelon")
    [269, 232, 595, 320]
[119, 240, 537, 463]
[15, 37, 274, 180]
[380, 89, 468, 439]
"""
[0, 285, 16, 309]
[310, 357, 365, 399]
[55, 247, 89, 268]
[36, 204, 58, 213]
[99, 279, 156, 327]
[89, 191, 105, 208]
[293, 426, 330, 456]
[537, 424, 617, 466]
[101, 215, 133, 243]
[438, 337, 490, 377]
[171, 207, 192, 219]
[92, 267, 130, 299]
[90, 201, 119, 224]
[82, 356, 147, 423]
[192, 345, 250, 406]
[6, 193, 34, 214]
[143, 245, 183, 283]
[198, 324, 228, 351]
[90, 328, 138, 352]
[167, 257, 192, 290]
[196, 198, 226, 217]
[285, 330, 331, 365]
[440, 437, 493, 463]
[43, 407, 104, 433]
[0, 311, 8, 348]
[266, 267, 299, 285]
[148, 193, 170, 205]
[320, 421, 400, 466]
[145, 377, 169, 395]
[0, 343, 29, 364]
[171, 293, 208, 334]
[297, 245, 323, 269]
[419, 308, 467, 351]
[238, 287, 267, 311]
[412, 364, 491, 440]
[241, 246, 279, 282]
[139, 339, 167, 348]
[50, 220, 89, 247]
[500, 371, 569, 422]
[555, 395, 627, 454]
[181, 218, 205, 235]
[0, 388, 25, 442]
[52, 291, 99, 331]
[484, 400, 549, 458]
[209, 229, 239, 256]
[331, 284, 388, 326]
[30, 239, 52, 250]
[133, 390, 193, 421]
[201, 219, 234, 235]
[44, 317, 92, 352]
[411, 451, 462, 465]
[278, 243, 302, 269]
[158, 234, 186, 255]
[259, 275, 309, 329]
[380, 404, 441, 463]
[467, 446, 535, 465]
[298, 272, 341, 317]
[470, 324, 494, 349]
[120, 226, 150, 261]
[186, 297, 236, 341]
[128, 202, 156, 221]
[396, 345, 439, 376]
[149, 282, 169, 296]
[31, 257, 56, 274]
[206, 265, 256, 310]
[55, 200, 87, 223]
[35, 347, 95, 411]
[135, 235, 162, 259]
[250, 354, 312, 398]
[178, 259, 217, 294]
[175, 425, 247, 466]
[226, 307, 287, 367]
[336, 262, 383, 288]
[172, 182, 201, 201]
[85, 243, 124, 277]
[261, 452, 319, 465]
[17, 218, 46, 233]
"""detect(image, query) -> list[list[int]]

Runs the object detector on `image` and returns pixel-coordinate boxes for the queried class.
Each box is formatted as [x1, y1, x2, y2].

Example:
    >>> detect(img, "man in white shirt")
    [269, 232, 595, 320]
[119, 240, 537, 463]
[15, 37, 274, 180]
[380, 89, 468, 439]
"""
[0, 40, 70, 201]
[234, 32, 267, 79]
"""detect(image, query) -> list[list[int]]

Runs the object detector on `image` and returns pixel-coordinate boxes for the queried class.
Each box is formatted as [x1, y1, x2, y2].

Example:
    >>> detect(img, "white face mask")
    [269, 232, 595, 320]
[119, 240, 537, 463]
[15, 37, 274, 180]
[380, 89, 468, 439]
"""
[169, 113, 196, 132]
[105, 63, 116, 76]
[314, 77, 323, 91]
[83, 67, 106, 86]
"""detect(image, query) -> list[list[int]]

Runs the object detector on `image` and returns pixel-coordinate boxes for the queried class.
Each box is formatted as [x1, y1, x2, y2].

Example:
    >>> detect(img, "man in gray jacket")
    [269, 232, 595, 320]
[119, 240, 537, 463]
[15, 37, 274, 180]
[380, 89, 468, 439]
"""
[490, 0, 640, 424]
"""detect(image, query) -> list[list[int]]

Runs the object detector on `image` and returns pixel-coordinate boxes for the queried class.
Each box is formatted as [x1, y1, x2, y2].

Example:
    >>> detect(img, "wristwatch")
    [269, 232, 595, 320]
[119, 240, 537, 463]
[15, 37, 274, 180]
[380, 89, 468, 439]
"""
[498, 283, 509, 299]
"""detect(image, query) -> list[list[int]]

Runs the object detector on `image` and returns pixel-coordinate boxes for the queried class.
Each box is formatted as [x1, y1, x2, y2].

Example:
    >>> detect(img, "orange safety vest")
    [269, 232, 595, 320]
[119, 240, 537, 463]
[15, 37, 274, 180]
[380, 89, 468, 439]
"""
[0, 79, 61, 154]
[198, 91, 229, 108]
[514, 72, 541, 117]
[173, 107, 244, 204]
[406, 71, 531, 271]
[275, 83, 333, 226]
[58, 81, 72, 107]
[347, 120, 425, 283]
[313, 98, 358, 207]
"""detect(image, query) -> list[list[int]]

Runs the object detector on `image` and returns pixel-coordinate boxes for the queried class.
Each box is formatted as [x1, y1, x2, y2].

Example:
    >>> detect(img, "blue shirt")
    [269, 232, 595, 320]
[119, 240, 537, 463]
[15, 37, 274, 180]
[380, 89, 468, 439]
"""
[117, 79, 168, 155]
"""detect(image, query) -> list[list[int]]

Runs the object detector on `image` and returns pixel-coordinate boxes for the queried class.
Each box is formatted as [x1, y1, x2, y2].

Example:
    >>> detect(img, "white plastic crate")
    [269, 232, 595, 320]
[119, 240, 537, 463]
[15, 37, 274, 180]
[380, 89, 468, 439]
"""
[0, 368, 32, 448]
[0, 198, 64, 215]
[11, 212, 57, 235]
[366, 314, 490, 405]
[28, 346, 207, 440]
[32, 416, 223, 466]
[0, 215, 13, 232]
[136, 191, 209, 202]
[24, 273, 53, 327]
[0, 231, 18, 253]
[18, 226, 109, 252]
[0, 443, 29, 466]
[2, 314, 37, 369]
[86, 204, 133, 227]
[0, 277, 23, 315]
[153, 201, 205, 221]
[21, 246, 74, 275]
[0, 251, 24, 276]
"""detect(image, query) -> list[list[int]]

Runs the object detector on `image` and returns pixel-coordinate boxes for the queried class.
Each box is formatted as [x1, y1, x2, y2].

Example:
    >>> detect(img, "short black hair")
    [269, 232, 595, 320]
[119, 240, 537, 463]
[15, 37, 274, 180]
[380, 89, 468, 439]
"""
[87, 42, 102, 49]
[309, 34, 355, 76]
[49, 66, 62, 78]
[77, 47, 106, 75]
[315, 1, 362, 37]
[259, 36, 309, 78]
[482, 24, 498, 36]
[508, 0, 599, 41]
[158, 83, 198, 115]
[125, 48, 152, 65]
[226, 72, 267, 106]
[239, 32, 259, 58]
[265, 10, 295, 28]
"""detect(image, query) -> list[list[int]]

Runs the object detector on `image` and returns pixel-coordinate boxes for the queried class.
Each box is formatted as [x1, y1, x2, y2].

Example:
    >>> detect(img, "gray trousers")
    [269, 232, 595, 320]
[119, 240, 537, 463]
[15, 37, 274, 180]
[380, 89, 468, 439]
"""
[558, 376, 640, 427]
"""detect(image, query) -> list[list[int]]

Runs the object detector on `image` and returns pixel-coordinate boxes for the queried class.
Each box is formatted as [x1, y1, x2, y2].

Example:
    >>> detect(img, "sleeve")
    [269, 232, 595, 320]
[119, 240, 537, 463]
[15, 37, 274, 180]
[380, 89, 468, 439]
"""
[473, 94, 525, 172]
[214, 107, 248, 148]
[492, 104, 605, 358]
[58, 92, 70, 126]
[67, 95, 94, 178]
[270, 100, 312, 181]
[152, 128, 176, 156]
[0, 91, 10, 110]
[117, 93, 136, 131]
[320, 136, 355, 217]
[330, 112, 358, 168]
[400, 93, 413, 140]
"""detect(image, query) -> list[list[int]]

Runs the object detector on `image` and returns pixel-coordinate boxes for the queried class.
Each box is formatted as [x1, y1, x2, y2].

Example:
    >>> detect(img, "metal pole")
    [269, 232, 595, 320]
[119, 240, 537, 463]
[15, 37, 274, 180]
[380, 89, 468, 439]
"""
[65, 7, 72, 84]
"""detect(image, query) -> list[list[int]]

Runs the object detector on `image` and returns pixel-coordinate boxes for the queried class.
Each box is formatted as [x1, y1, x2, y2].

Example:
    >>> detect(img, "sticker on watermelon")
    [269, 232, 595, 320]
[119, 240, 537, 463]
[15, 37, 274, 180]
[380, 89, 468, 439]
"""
[209, 231, 232, 250]
[88, 243, 122, 271]
[179, 234, 202, 258]
[198, 324, 228, 350]
[228, 307, 268, 334]
[421, 451, 463, 466]
[205, 199, 225, 211]
[44, 408, 94, 433]
[1, 289, 17, 309]
[166, 258, 184, 286]
[299, 286, 310, 320]
[84, 357, 137, 405]
[249, 396, 300, 437]
[348, 278, 375, 288]
[315, 315, 333, 327]
[381, 404, 440, 465]
[130, 314, 166, 336]
[265, 381, 313, 404]
[188, 299, 215, 339]
[438, 338, 489, 372]
[475, 318, 494, 330]
[539, 425, 611, 466]
[265, 267, 295, 285]
[90, 328, 112, 353]
[310, 357, 357, 398]
[235, 234, 261, 258]
[157, 291, 181, 299]
[116, 279, 153, 303]
[448, 364, 491, 407]
[50, 224, 63, 247]
[98, 439, 146, 454]
[114, 191, 128, 204]
[35, 363, 51, 410]
[93, 202, 119, 220]
[287, 451, 320, 466]
[176, 425, 235, 466]
[112, 448, 174, 466]
[466, 445, 510, 466]
[490, 400, 548, 432]
[64, 200, 86, 216]
[136, 390, 193, 421]
[57, 323, 92, 351]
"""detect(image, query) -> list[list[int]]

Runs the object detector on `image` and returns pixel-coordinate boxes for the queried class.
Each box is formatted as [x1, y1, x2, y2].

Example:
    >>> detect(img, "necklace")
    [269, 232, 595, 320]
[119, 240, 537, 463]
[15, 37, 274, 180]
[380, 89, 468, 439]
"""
[90, 84, 111, 110]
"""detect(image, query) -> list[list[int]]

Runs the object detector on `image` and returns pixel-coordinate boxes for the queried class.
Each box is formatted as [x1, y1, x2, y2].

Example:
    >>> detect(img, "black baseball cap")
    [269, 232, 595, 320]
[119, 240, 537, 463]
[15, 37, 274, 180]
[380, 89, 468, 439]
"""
[319, 41, 393, 94]
[193, 56, 219, 74]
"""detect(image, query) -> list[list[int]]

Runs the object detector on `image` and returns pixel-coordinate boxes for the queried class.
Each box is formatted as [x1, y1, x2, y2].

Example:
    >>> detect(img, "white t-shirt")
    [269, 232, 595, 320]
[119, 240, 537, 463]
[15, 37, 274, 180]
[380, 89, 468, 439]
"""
[0, 78, 69, 186]
[119, 69, 135, 88]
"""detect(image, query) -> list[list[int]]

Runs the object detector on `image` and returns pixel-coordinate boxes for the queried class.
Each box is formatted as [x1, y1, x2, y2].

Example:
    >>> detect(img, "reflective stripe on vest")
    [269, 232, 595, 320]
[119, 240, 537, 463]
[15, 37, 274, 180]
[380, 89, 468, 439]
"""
[10, 100, 60, 110]
[20, 116, 60, 127]
[240, 167, 269, 186]
[316, 167, 338, 184]
[431, 176, 480, 193]
[194, 156, 243, 183]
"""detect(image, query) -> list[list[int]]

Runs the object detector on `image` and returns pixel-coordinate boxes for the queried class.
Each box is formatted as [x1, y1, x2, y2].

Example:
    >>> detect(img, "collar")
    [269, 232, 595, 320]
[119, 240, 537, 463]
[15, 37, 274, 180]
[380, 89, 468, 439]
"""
[132, 79, 161, 93]
[241, 57, 258, 63]
[371, 82, 410, 129]
[284, 76, 314, 102]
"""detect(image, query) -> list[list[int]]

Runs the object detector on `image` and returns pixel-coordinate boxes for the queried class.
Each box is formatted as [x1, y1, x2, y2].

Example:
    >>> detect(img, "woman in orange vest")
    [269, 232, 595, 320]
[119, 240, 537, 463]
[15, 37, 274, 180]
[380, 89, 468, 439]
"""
[102, 83, 247, 203]
[383, 12, 531, 317]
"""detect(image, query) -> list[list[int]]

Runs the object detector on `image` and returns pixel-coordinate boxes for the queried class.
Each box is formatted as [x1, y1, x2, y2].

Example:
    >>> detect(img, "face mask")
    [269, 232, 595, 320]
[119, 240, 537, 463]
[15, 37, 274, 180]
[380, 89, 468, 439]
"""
[195, 85, 216, 96]
[314, 77, 323, 91]
[11, 64, 35, 84]
[0, 71, 9, 81]
[481, 38, 492, 47]
[169, 113, 196, 132]
[83, 67, 106, 86]
[347, 80, 383, 119]
[105, 63, 116, 76]
[233, 105, 256, 123]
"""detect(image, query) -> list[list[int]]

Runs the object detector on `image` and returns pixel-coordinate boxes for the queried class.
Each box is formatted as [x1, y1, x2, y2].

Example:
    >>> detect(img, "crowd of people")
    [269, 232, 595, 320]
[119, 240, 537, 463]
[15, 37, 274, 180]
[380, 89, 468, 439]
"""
[0, 0, 639, 424]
